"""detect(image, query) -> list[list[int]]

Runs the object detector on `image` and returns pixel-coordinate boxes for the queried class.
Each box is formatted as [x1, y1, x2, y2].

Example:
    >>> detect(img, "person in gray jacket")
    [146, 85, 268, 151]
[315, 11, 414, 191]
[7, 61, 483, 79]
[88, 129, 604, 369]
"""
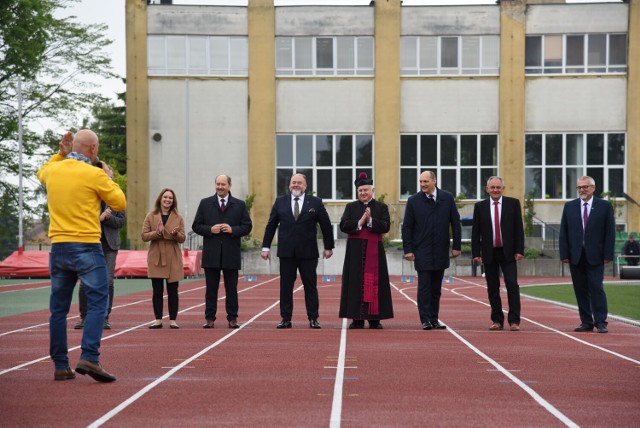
[74, 203, 125, 330]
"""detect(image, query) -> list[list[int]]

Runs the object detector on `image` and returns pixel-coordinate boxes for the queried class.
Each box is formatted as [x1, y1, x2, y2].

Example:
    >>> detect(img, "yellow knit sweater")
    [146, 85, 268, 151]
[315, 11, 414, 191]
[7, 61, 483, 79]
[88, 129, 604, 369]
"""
[37, 154, 127, 243]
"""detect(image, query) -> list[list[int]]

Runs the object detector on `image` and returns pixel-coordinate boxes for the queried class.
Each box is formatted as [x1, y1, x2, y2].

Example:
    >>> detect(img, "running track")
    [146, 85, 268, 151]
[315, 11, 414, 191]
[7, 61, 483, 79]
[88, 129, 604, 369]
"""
[0, 276, 638, 427]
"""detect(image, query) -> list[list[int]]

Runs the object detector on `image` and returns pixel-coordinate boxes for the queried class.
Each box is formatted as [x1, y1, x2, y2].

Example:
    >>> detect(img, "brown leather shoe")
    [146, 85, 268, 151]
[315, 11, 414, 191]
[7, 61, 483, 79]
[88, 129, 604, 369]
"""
[510, 323, 520, 331]
[203, 320, 215, 329]
[54, 367, 76, 381]
[489, 323, 503, 331]
[75, 360, 116, 383]
[228, 320, 239, 329]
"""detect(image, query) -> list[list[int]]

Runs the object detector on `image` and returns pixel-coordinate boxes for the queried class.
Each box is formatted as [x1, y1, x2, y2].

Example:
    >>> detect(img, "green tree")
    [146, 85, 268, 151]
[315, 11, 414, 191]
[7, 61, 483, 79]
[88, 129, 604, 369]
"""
[1, 0, 116, 253]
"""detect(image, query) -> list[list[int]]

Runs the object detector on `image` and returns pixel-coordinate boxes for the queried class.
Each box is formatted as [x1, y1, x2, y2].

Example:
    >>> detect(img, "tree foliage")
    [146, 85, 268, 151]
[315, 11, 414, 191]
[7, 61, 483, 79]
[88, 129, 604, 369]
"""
[0, 0, 117, 256]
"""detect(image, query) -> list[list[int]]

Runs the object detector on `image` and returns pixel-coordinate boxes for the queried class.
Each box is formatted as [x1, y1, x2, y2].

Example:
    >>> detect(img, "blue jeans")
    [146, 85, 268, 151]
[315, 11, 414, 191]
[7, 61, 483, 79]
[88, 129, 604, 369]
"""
[49, 243, 108, 369]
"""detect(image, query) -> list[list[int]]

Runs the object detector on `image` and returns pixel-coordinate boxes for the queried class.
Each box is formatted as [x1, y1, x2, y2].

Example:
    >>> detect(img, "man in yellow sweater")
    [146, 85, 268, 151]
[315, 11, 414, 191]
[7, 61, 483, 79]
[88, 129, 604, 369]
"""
[38, 130, 126, 382]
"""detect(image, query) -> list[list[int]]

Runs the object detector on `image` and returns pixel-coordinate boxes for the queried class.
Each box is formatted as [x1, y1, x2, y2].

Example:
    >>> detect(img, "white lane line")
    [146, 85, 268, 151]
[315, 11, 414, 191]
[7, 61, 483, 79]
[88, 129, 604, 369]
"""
[452, 277, 640, 365]
[329, 318, 348, 428]
[0, 277, 278, 376]
[391, 281, 579, 428]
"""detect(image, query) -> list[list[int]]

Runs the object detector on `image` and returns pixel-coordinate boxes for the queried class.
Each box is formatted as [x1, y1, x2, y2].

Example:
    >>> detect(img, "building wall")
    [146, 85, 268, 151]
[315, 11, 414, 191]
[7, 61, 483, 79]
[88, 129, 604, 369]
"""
[126, 0, 636, 248]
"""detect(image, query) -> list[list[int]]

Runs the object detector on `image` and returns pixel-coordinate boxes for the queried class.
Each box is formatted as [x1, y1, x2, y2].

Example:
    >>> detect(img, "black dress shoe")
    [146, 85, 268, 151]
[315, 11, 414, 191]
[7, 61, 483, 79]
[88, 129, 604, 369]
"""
[369, 323, 383, 329]
[422, 322, 433, 330]
[277, 320, 292, 329]
[228, 320, 239, 329]
[54, 367, 76, 381]
[309, 319, 322, 329]
[203, 320, 215, 329]
[596, 325, 608, 333]
[148, 323, 163, 329]
[574, 323, 594, 332]
[75, 360, 116, 383]
[349, 321, 365, 329]
[431, 321, 446, 330]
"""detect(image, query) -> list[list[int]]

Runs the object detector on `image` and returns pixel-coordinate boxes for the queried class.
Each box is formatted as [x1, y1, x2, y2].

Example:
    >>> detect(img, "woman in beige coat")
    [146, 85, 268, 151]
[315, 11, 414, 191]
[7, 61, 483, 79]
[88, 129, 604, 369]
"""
[141, 188, 186, 329]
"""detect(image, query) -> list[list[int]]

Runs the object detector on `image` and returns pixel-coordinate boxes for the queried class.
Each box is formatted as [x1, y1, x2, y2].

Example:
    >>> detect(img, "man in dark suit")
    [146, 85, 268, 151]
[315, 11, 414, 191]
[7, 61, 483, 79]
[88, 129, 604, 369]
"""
[560, 176, 615, 334]
[261, 173, 335, 329]
[402, 170, 461, 330]
[74, 203, 125, 330]
[471, 176, 525, 331]
[192, 174, 252, 329]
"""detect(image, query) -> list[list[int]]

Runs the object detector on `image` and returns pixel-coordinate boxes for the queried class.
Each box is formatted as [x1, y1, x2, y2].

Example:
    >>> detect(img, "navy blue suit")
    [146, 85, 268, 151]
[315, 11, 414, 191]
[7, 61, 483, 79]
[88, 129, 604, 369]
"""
[472, 196, 525, 326]
[559, 197, 615, 328]
[402, 188, 461, 324]
[262, 194, 334, 321]
[192, 193, 252, 321]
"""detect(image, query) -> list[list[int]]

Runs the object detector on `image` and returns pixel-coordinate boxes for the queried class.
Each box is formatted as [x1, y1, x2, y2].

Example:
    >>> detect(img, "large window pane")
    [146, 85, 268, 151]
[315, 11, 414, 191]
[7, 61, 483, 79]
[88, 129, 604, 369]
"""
[566, 35, 584, 73]
[419, 36, 438, 70]
[401, 168, 417, 198]
[441, 37, 458, 68]
[316, 38, 333, 69]
[525, 134, 542, 165]
[230, 37, 248, 73]
[566, 134, 583, 165]
[336, 169, 353, 200]
[316, 135, 332, 166]
[420, 135, 437, 165]
[148, 36, 165, 71]
[545, 134, 562, 165]
[277, 169, 293, 195]
[525, 36, 542, 67]
[295, 37, 312, 70]
[544, 35, 562, 71]
[609, 34, 627, 66]
[337, 37, 355, 70]
[586, 167, 603, 192]
[336, 135, 353, 166]
[586, 134, 604, 164]
[460, 135, 477, 166]
[441, 169, 457, 194]
[608, 168, 623, 196]
[276, 37, 293, 69]
[296, 135, 313, 166]
[480, 135, 497, 166]
[356, 135, 372, 166]
[588, 34, 606, 66]
[525, 168, 542, 198]
[210, 37, 229, 71]
[462, 36, 480, 71]
[188, 36, 207, 74]
[482, 35, 500, 73]
[166, 36, 187, 73]
[461, 169, 477, 199]
[316, 169, 332, 199]
[276, 135, 293, 166]
[357, 37, 374, 69]
[401, 37, 417, 69]
[608, 133, 625, 165]
[480, 168, 497, 199]
[441, 135, 457, 166]
[401, 135, 417, 165]
[545, 168, 563, 199]
[565, 167, 582, 198]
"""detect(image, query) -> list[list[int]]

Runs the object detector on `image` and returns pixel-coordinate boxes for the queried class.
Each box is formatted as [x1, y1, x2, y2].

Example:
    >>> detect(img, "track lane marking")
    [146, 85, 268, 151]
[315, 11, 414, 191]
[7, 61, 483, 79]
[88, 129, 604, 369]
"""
[329, 318, 348, 428]
[451, 276, 640, 365]
[0, 277, 278, 376]
[391, 280, 579, 428]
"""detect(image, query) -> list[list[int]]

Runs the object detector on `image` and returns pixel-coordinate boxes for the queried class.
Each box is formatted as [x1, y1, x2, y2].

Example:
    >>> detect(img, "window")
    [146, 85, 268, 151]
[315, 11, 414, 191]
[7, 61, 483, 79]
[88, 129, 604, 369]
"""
[400, 35, 499, 76]
[276, 36, 374, 76]
[147, 35, 248, 76]
[400, 134, 498, 199]
[525, 133, 625, 199]
[276, 134, 373, 200]
[525, 33, 627, 74]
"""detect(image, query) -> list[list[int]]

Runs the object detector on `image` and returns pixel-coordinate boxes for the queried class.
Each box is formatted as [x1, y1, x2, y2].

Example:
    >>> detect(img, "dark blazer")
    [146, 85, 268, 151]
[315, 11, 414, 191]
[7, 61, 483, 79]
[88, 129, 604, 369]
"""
[192, 193, 252, 270]
[262, 194, 334, 259]
[560, 197, 615, 265]
[402, 188, 461, 271]
[101, 204, 125, 251]
[471, 196, 525, 264]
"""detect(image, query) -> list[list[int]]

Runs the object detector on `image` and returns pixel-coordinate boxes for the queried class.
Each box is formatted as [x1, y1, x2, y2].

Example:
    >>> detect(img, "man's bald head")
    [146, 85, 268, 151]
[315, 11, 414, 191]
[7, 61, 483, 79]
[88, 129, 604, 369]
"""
[73, 129, 100, 161]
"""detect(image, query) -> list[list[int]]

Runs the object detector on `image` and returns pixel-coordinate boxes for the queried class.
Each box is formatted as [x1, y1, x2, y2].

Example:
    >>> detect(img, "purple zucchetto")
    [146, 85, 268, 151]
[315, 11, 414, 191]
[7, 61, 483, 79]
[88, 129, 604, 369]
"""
[354, 172, 373, 189]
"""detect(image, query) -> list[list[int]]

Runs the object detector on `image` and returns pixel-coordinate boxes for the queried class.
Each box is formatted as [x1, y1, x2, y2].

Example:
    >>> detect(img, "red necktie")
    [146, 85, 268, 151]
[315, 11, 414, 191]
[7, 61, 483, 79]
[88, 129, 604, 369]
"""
[494, 201, 502, 248]
[220, 199, 226, 213]
[583, 202, 588, 229]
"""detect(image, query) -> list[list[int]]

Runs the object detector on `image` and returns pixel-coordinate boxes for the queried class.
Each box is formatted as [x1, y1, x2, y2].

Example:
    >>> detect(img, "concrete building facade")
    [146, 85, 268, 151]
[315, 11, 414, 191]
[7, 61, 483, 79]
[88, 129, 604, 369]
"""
[125, 0, 639, 249]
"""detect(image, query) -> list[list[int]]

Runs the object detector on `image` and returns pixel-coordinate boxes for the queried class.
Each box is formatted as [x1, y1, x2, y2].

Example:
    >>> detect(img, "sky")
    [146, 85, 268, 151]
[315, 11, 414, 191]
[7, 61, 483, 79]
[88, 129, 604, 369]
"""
[63, 0, 619, 105]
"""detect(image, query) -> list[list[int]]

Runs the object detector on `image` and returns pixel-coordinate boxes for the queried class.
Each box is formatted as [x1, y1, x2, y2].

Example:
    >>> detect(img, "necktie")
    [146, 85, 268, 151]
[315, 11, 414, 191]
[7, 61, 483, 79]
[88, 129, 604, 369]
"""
[220, 199, 226, 213]
[583, 202, 588, 229]
[494, 201, 502, 248]
[427, 194, 435, 205]
[294, 197, 300, 220]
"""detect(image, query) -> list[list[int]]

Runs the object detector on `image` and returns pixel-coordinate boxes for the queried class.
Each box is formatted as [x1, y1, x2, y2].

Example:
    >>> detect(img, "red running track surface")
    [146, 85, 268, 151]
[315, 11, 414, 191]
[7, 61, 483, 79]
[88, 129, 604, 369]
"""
[0, 275, 638, 427]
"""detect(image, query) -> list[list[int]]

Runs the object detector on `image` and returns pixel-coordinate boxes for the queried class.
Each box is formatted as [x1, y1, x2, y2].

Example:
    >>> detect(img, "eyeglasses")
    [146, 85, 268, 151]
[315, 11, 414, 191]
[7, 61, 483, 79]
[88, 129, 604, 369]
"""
[576, 185, 593, 191]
